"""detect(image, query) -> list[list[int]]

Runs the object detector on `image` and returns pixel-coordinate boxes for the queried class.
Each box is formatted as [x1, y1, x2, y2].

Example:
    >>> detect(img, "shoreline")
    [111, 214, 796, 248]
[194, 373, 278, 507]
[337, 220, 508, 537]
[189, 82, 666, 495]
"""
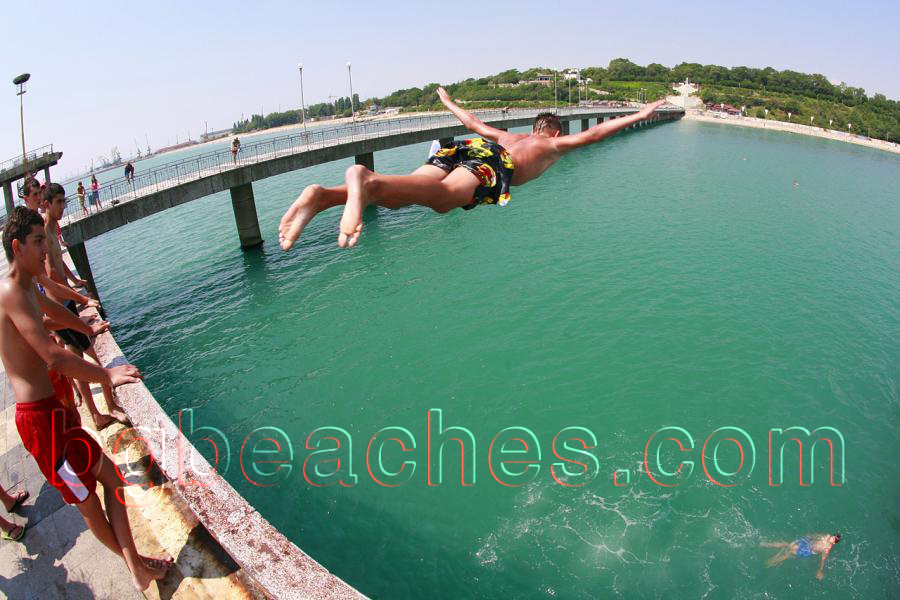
[681, 111, 900, 155]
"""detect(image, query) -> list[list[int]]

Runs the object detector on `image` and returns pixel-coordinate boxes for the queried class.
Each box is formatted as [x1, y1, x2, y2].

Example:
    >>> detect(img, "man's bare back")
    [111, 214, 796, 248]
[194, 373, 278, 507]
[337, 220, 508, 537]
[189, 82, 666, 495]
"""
[496, 133, 564, 186]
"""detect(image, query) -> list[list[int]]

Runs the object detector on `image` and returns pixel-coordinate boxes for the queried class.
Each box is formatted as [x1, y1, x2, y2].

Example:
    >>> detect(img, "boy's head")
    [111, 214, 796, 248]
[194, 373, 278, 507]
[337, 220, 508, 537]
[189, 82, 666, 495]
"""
[3, 206, 47, 274]
[533, 112, 562, 137]
[43, 183, 67, 220]
[19, 177, 44, 211]
[832, 533, 841, 544]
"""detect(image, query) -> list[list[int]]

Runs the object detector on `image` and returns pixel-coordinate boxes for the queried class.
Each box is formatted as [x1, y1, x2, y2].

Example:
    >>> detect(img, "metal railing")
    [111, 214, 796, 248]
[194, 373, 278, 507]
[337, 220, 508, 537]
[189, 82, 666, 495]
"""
[0, 144, 55, 177]
[59, 105, 671, 226]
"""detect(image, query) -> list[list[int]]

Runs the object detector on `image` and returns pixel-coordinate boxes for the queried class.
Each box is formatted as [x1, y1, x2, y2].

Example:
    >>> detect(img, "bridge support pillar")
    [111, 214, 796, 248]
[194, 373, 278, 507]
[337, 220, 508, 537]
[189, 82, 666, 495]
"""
[355, 152, 374, 171]
[560, 121, 570, 135]
[44, 165, 51, 183]
[2, 181, 13, 216]
[438, 137, 453, 147]
[581, 119, 589, 131]
[69, 242, 100, 305]
[230, 182, 263, 248]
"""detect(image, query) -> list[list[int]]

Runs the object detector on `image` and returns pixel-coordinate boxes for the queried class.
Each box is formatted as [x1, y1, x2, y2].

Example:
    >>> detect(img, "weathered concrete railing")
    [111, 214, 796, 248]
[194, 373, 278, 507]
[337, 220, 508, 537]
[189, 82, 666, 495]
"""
[92, 324, 367, 599]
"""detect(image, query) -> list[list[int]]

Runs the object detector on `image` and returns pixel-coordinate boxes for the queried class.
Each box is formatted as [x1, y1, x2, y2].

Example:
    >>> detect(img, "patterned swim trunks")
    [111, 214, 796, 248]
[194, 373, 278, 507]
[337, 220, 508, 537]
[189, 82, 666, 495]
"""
[425, 137, 516, 210]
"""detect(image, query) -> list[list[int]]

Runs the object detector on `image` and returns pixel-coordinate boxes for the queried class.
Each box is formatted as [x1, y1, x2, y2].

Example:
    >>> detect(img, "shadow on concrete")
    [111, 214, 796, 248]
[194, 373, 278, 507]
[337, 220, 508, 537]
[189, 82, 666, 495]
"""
[0, 556, 94, 600]
[155, 524, 240, 600]
[7, 508, 94, 600]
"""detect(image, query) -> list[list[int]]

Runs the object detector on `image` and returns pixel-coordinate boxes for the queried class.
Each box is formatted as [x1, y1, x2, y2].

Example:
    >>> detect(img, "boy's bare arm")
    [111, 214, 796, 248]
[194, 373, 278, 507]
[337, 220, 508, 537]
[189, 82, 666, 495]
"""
[552, 100, 666, 152]
[816, 548, 831, 579]
[4, 288, 137, 386]
[64, 262, 87, 287]
[36, 274, 99, 308]
[35, 291, 108, 337]
[437, 87, 524, 144]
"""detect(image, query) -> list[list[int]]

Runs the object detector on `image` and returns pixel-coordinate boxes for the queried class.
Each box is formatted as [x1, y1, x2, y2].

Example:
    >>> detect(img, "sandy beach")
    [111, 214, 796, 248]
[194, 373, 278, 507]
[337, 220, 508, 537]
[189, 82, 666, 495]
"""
[682, 111, 900, 155]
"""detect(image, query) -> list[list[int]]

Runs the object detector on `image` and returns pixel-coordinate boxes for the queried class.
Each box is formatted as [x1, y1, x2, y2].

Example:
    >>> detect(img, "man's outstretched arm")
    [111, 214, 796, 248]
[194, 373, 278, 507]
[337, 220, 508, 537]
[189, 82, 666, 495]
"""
[437, 87, 514, 143]
[552, 100, 667, 152]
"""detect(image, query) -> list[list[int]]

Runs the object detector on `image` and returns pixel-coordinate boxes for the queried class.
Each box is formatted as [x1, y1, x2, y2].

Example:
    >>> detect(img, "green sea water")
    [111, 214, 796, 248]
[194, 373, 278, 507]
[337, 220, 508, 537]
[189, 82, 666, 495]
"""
[88, 120, 899, 599]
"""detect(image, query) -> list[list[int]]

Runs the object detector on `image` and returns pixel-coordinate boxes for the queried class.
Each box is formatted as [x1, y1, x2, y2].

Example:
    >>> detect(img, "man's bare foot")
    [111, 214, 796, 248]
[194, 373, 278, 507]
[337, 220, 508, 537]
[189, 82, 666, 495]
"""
[132, 558, 171, 591]
[92, 413, 117, 430]
[339, 165, 368, 248]
[141, 554, 175, 570]
[279, 184, 326, 251]
[110, 409, 130, 425]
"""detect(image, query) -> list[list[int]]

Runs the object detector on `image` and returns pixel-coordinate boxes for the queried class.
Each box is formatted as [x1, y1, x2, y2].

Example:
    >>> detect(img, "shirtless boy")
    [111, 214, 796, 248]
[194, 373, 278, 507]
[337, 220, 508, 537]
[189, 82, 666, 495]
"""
[279, 87, 666, 250]
[0, 207, 171, 590]
[761, 533, 841, 580]
[43, 183, 128, 428]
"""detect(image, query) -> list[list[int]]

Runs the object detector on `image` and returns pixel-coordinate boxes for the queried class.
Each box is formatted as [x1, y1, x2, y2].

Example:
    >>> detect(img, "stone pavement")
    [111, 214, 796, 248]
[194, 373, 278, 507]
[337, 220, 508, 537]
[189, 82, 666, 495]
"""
[0, 250, 261, 599]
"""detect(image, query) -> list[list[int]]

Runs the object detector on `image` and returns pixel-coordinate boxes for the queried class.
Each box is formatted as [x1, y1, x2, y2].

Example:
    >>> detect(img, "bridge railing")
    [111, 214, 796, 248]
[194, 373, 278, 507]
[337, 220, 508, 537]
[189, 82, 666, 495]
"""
[59, 106, 653, 225]
[0, 144, 55, 178]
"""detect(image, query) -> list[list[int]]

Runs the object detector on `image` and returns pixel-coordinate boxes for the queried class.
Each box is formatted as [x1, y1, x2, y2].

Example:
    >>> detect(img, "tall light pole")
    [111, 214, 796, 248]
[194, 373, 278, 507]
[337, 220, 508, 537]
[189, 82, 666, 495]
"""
[13, 73, 30, 168]
[297, 62, 308, 134]
[553, 71, 558, 113]
[346, 61, 355, 121]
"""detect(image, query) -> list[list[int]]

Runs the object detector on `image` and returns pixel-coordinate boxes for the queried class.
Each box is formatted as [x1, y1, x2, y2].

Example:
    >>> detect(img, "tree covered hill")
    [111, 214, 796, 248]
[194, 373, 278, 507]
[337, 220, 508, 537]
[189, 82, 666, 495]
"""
[233, 59, 899, 142]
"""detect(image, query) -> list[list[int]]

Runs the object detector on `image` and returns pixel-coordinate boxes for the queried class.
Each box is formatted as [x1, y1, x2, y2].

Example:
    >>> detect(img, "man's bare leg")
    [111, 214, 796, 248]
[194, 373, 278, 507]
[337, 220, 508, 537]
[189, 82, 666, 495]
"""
[279, 165, 449, 251]
[72, 372, 116, 429]
[83, 345, 128, 424]
[340, 165, 479, 247]
[80, 457, 172, 590]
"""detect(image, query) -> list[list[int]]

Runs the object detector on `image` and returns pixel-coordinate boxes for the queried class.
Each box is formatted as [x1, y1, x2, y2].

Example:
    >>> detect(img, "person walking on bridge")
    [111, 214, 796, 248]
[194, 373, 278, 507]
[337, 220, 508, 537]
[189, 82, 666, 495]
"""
[279, 88, 665, 250]
[231, 137, 241, 165]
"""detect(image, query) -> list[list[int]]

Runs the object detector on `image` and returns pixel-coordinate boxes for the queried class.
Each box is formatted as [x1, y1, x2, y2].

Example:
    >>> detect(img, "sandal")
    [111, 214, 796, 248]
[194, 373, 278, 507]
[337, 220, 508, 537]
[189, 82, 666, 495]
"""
[1, 524, 25, 542]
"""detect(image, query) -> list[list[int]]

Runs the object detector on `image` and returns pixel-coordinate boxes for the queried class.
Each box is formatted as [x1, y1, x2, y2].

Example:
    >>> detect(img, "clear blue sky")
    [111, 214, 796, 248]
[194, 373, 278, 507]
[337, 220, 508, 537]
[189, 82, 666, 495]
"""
[2, 0, 897, 177]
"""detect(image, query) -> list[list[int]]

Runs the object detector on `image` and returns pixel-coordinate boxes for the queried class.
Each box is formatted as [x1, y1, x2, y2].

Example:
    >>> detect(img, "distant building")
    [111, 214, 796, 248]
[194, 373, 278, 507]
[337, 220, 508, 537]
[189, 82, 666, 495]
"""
[706, 102, 741, 115]
[524, 74, 554, 86]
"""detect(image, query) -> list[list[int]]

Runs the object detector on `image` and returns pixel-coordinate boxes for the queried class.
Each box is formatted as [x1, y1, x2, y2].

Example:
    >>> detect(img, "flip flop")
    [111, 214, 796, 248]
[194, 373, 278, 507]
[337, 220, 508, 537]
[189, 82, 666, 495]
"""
[1, 524, 25, 542]
[6, 490, 29, 512]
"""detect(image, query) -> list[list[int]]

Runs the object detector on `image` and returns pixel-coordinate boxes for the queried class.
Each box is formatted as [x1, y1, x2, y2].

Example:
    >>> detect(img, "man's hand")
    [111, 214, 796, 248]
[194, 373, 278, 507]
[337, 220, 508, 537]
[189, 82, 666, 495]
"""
[85, 298, 100, 309]
[108, 364, 142, 387]
[90, 320, 110, 336]
[71, 277, 88, 288]
[639, 99, 666, 118]
[436, 87, 453, 108]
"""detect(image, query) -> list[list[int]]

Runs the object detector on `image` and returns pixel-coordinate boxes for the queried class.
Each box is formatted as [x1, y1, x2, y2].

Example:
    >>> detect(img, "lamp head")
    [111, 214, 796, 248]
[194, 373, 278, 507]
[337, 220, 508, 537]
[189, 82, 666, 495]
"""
[13, 73, 30, 86]
[297, 62, 303, 70]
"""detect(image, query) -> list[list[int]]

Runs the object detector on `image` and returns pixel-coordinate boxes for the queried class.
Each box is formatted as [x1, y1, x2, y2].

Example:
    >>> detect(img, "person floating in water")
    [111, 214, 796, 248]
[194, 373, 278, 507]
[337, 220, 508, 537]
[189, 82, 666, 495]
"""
[279, 87, 666, 251]
[761, 533, 841, 580]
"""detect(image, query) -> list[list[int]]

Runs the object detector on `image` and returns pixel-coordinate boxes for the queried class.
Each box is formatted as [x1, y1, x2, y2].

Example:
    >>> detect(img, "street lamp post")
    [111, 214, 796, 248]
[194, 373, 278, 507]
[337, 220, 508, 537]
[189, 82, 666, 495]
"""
[13, 73, 31, 168]
[553, 71, 558, 113]
[297, 62, 308, 135]
[346, 62, 355, 121]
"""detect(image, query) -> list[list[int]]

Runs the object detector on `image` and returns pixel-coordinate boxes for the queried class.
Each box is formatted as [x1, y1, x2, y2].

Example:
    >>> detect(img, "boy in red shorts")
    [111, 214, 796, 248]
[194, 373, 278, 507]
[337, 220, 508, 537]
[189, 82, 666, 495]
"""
[0, 207, 171, 590]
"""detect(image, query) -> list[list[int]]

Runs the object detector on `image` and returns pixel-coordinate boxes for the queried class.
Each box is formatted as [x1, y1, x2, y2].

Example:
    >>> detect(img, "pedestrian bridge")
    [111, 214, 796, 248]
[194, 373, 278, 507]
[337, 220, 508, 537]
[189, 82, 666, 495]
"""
[59, 105, 683, 294]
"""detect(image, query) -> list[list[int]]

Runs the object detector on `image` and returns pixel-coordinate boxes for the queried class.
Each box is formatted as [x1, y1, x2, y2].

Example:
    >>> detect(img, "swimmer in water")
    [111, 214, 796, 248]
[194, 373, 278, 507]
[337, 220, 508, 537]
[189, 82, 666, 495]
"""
[760, 533, 841, 580]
